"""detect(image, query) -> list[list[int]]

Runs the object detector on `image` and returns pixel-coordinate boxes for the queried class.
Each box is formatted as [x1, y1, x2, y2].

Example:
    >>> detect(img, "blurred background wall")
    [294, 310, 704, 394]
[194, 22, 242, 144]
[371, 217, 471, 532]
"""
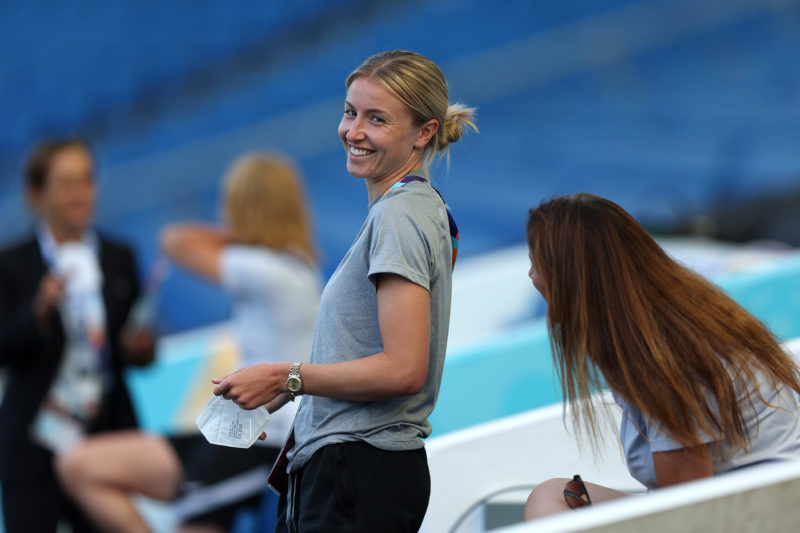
[2, 0, 799, 335]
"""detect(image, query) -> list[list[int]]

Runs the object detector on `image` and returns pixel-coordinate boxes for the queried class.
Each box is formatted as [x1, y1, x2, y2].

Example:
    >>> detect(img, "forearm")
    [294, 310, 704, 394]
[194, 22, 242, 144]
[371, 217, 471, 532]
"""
[160, 224, 227, 281]
[653, 444, 714, 487]
[301, 351, 426, 401]
[216, 274, 431, 409]
[266, 392, 292, 413]
[216, 350, 427, 410]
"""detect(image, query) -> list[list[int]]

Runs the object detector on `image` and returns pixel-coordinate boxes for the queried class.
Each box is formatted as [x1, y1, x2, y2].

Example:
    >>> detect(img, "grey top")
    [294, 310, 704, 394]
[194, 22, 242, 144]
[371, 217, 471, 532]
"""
[288, 177, 454, 472]
[615, 366, 800, 489]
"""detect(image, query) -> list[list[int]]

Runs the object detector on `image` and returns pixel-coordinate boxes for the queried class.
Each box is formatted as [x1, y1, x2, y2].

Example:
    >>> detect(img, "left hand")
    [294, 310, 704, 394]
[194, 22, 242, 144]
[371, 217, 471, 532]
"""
[121, 326, 156, 366]
[213, 362, 290, 410]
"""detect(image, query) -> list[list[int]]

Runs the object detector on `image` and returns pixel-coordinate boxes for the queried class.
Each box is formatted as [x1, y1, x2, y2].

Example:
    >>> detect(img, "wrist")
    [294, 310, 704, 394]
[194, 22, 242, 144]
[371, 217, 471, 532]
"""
[31, 298, 52, 326]
[276, 362, 292, 394]
[286, 361, 304, 400]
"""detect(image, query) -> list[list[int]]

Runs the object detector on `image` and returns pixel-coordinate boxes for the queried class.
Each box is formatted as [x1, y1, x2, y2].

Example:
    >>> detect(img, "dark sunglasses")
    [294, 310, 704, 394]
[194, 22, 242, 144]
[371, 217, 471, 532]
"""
[563, 474, 592, 509]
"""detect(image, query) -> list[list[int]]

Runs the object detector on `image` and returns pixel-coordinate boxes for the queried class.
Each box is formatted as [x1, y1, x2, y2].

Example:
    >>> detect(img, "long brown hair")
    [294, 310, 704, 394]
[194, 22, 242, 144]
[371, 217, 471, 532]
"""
[527, 193, 800, 452]
[223, 154, 316, 265]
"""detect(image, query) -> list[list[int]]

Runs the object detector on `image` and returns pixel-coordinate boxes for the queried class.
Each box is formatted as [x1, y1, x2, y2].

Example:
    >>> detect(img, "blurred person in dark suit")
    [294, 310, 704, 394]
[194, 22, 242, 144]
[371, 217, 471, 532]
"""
[0, 138, 155, 533]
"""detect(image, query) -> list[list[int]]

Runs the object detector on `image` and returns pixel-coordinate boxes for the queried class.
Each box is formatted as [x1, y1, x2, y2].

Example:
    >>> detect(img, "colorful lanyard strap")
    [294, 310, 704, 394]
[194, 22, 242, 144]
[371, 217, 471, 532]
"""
[393, 175, 459, 269]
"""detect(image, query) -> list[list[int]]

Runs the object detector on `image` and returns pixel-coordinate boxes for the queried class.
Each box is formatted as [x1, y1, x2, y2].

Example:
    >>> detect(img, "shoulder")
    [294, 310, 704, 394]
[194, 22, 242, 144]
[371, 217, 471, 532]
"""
[96, 232, 138, 280]
[223, 245, 317, 280]
[223, 244, 286, 268]
[0, 234, 37, 256]
[383, 179, 440, 205]
[0, 234, 39, 267]
[97, 232, 136, 258]
[371, 180, 443, 224]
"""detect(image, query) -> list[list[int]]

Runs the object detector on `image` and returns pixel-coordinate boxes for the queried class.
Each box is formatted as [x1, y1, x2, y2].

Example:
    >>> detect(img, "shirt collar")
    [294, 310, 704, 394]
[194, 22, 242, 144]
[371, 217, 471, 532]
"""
[35, 220, 99, 267]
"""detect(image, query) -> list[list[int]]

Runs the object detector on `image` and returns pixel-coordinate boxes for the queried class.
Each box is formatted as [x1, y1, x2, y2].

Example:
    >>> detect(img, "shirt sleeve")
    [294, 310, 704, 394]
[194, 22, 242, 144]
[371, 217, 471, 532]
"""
[645, 412, 717, 452]
[366, 197, 435, 291]
[645, 419, 688, 452]
[220, 246, 278, 299]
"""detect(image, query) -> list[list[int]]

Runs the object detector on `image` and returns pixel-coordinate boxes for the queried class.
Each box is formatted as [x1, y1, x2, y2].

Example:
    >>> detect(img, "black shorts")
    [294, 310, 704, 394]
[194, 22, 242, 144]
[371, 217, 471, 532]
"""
[167, 434, 280, 527]
[276, 441, 430, 533]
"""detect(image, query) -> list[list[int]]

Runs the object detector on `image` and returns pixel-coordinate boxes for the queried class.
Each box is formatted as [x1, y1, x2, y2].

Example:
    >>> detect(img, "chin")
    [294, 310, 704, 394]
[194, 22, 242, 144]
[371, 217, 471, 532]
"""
[346, 162, 369, 179]
[67, 216, 93, 232]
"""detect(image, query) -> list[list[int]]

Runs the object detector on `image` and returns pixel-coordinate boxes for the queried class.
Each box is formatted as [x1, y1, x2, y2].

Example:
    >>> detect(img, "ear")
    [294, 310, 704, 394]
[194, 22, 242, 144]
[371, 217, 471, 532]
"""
[26, 187, 43, 213]
[415, 118, 439, 149]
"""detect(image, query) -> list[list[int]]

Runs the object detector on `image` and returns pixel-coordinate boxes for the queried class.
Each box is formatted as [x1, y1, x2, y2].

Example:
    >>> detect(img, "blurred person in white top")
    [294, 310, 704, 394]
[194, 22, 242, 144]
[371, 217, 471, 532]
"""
[56, 154, 321, 533]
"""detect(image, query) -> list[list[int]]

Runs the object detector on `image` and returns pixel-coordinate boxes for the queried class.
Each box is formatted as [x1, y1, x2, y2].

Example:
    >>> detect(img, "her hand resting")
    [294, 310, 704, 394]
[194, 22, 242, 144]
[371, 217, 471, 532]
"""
[212, 362, 291, 410]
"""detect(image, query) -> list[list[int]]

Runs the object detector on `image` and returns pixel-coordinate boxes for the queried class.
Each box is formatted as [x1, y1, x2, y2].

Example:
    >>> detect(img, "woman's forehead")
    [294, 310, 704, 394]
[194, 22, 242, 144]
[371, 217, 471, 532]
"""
[346, 76, 404, 113]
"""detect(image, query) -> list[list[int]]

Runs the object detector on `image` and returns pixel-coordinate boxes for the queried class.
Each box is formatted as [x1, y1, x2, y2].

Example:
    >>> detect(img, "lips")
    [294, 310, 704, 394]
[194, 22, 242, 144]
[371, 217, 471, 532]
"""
[349, 145, 373, 157]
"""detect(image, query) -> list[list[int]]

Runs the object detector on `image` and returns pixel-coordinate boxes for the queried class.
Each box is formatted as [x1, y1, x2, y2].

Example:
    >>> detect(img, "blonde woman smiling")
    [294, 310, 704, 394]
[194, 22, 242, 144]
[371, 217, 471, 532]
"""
[214, 50, 477, 532]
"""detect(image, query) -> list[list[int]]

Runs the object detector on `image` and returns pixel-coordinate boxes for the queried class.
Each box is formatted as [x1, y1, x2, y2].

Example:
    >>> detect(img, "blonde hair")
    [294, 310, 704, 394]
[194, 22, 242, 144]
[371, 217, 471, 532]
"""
[223, 154, 316, 264]
[346, 50, 478, 174]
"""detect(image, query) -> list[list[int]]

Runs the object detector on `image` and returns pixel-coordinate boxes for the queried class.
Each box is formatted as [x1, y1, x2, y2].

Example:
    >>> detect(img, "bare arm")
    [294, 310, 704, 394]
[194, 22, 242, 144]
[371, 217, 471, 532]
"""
[159, 224, 228, 282]
[653, 444, 714, 487]
[265, 392, 292, 414]
[214, 273, 431, 409]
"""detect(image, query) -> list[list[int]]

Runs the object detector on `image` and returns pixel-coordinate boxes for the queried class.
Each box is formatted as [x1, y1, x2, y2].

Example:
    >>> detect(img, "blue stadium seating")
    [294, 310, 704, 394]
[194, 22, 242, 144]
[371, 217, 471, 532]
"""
[1, 0, 799, 333]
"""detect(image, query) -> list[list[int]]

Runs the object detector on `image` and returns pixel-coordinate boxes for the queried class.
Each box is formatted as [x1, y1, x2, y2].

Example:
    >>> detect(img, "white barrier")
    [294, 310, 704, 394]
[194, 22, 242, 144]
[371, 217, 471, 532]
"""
[422, 398, 643, 532]
[499, 457, 800, 532]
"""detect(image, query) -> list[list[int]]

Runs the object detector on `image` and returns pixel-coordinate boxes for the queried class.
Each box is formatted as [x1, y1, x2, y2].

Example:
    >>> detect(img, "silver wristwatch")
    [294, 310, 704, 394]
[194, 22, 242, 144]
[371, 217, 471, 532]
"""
[287, 362, 303, 401]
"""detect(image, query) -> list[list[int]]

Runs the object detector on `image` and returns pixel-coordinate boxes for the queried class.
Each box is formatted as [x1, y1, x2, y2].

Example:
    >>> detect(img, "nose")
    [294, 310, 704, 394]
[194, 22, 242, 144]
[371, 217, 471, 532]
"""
[346, 115, 366, 142]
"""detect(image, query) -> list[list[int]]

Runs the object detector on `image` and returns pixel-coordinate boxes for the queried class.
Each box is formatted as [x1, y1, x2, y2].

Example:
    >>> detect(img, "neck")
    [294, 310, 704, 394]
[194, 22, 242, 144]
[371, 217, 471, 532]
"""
[47, 221, 84, 244]
[365, 162, 424, 203]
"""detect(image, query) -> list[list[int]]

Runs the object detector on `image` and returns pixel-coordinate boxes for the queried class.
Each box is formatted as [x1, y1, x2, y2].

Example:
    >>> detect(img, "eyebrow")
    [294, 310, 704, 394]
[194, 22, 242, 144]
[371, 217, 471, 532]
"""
[344, 100, 389, 115]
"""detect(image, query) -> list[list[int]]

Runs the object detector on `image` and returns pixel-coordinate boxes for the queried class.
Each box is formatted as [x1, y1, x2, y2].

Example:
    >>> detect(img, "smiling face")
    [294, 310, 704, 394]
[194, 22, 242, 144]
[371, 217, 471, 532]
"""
[338, 76, 437, 194]
[29, 145, 97, 240]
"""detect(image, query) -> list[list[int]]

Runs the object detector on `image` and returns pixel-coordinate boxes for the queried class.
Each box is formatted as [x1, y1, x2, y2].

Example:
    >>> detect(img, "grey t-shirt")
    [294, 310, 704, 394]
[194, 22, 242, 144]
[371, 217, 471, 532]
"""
[287, 177, 454, 472]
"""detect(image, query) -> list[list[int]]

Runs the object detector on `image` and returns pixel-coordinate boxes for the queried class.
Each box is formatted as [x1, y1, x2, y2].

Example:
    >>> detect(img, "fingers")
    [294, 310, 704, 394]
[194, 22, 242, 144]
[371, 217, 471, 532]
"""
[258, 432, 267, 441]
[213, 379, 229, 397]
[213, 385, 261, 410]
[213, 379, 245, 404]
[211, 367, 240, 386]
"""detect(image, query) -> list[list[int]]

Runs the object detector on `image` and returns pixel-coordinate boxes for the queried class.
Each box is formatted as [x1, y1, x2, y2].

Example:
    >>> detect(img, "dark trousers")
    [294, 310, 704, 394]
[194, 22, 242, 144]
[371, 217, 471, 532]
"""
[275, 441, 430, 533]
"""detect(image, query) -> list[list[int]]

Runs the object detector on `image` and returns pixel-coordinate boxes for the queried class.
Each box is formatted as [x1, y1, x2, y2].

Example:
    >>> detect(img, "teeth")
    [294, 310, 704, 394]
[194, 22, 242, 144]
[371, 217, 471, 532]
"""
[349, 146, 371, 156]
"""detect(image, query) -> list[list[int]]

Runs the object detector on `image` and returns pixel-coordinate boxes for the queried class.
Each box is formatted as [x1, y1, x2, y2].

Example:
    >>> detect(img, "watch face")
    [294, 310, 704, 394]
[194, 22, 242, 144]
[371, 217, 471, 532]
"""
[288, 376, 302, 392]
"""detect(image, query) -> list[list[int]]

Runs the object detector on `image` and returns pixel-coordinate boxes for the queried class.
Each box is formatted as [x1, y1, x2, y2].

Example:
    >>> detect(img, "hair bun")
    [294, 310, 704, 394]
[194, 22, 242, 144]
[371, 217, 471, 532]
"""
[442, 103, 478, 145]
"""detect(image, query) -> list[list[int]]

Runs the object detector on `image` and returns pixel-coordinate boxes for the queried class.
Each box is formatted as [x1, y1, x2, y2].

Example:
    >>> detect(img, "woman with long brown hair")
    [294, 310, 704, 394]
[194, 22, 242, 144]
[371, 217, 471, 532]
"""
[524, 193, 800, 519]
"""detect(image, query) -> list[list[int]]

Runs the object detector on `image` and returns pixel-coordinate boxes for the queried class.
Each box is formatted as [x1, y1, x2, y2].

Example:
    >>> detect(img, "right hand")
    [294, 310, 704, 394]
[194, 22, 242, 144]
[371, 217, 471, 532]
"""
[33, 273, 64, 322]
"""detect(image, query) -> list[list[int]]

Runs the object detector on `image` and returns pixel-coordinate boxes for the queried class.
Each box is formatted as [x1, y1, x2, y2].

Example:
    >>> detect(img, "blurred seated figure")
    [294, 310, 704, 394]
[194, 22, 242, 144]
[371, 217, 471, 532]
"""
[57, 153, 321, 533]
[0, 138, 155, 533]
[522, 193, 800, 520]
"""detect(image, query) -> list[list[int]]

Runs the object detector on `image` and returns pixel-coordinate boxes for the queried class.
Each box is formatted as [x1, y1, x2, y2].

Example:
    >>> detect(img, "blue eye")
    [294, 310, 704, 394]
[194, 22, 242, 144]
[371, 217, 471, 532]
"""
[370, 115, 385, 123]
[344, 109, 356, 117]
